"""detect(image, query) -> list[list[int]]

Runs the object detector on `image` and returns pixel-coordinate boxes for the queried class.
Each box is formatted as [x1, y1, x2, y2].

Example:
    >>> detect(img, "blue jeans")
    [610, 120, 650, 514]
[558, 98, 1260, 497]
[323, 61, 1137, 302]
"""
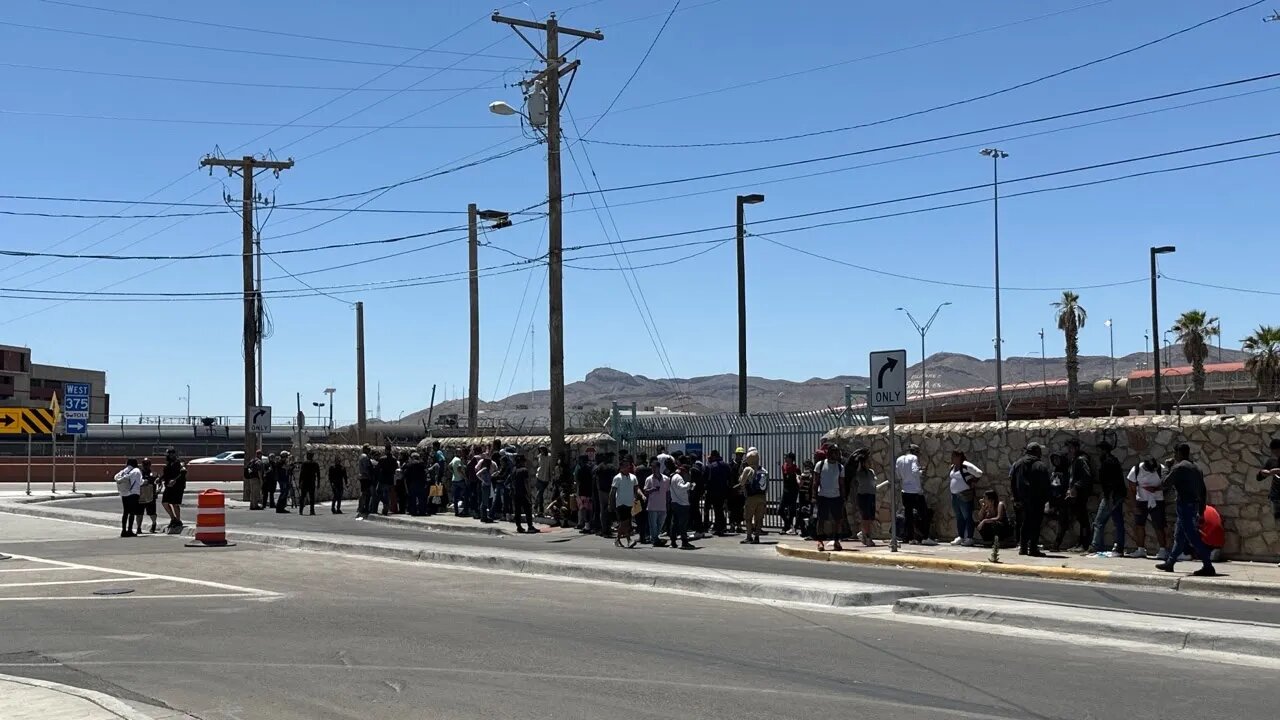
[491, 483, 508, 520]
[451, 480, 466, 514]
[951, 493, 974, 540]
[1166, 501, 1214, 570]
[648, 509, 668, 544]
[1091, 496, 1126, 552]
[479, 484, 493, 521]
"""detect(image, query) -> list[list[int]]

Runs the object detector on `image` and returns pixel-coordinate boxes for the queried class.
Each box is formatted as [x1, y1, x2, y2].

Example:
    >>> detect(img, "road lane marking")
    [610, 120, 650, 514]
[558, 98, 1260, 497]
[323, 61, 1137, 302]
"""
[0, 593, 280, 602]
[0, 553, 279, 597]
[0, 566, 80, 573]
[0, 577, 161, 588]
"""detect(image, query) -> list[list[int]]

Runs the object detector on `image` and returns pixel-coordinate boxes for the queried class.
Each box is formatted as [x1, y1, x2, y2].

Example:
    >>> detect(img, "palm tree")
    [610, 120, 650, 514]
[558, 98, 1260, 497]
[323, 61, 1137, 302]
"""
[1242, 325, 1280, 398]
[1052, 291, 1087, 413]
[1171, 310, 1220, 393]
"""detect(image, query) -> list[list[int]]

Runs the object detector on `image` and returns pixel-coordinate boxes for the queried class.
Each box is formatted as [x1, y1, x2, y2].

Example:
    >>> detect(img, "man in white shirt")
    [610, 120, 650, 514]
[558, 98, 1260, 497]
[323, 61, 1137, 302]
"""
[895, 444, 937, 545]
[610, 459, 640, 548]
[1125, 457, 1169, 559]
[114, 458, 143, 538]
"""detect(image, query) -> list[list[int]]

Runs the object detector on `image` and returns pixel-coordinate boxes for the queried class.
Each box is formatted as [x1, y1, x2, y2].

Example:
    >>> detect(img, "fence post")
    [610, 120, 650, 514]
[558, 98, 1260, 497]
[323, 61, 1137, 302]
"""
[844, 385, 852, 426]
[629, 402, 637, 456]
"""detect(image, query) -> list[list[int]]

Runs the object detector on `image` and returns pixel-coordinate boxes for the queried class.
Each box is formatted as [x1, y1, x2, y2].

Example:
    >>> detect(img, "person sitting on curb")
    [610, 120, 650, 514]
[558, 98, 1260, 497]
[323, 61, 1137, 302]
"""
[975, 489, 1012, 546]
[1155, 443, 1217, 577]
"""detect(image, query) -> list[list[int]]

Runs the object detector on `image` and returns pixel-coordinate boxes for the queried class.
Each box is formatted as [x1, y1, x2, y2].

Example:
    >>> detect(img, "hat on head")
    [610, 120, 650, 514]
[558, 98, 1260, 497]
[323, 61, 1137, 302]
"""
[735, 447, 745, 454]
[908, 443, 920, 452]
[1026, 442, 1043, 454]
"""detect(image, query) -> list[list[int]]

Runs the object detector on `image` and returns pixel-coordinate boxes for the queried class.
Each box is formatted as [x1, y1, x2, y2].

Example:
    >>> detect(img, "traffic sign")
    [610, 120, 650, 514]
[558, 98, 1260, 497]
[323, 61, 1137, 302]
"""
[64, 382, 91, 397]
[0, 408, 20, 434]
[248, 405, 272, 433]
[0, 408, 57, 434]
[65, 418, 87, 435]
[869, 349, 908, 408]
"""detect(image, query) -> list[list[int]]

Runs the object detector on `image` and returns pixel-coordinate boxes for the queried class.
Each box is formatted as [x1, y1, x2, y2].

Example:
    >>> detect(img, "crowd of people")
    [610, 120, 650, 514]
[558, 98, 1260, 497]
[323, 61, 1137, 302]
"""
[113, 448, 189, 538]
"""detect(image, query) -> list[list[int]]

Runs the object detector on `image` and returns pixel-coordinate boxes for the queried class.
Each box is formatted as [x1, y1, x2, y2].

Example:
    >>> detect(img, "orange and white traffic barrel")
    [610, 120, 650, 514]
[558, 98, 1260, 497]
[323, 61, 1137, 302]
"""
[185, 489, 235, 547]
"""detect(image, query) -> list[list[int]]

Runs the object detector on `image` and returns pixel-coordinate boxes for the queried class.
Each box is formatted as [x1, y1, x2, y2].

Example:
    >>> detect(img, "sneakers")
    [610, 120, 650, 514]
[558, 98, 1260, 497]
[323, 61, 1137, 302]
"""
[950, 537, 963, 546]
[1192, 566, 1217, 577]
[1154, 548, 1168, 561]
[1125, 548, 1147, 559]
[1155, 562, 1176, 572]
[961, 538, 974, 547]
[921, 539, 939, 546]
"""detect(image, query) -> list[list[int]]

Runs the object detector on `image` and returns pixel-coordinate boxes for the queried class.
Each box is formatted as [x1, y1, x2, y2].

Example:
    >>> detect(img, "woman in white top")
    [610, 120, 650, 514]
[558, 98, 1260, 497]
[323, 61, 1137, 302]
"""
[813, 447, 850, 551]
[1125, 457, 1169, 559]
[948, 450, 983, 546]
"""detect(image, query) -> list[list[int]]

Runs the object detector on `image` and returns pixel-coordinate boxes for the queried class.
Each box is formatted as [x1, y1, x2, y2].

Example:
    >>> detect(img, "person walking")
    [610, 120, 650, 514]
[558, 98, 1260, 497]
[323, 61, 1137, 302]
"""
[669, 460, 696, 549]
[1063, 439, 1094, 551]
[610, 459, 640, 548]
[138, 458, 159, 534]
[403, 452, 428, 517]
[274, 451, 295, 514]
[846, 448, 879, 547]
[510, 454, 538, 534]
[246, 450, 265, 511]
[813, 447, 849, 551]
[947, 450, 982, 547]
[704, 450, 731, 535]
[160, 448, 185, 531]
[1126, 456, 1169, 559]
[975, 489, 1012, 546]
[644, 458, 670, 547]
[114, 458, 143, 537]
[1155, 443, 1217, 576]
[1013, 443, 1051, 557]
[1090, 441, 1126, 555]
[779, 452, 801, 535]
[356, 445, 375, 519]
[895, 444, 936, 545]
[328, 456, 348, 514]
[298, 451, 321, 516]
[740, 448, 767, 544]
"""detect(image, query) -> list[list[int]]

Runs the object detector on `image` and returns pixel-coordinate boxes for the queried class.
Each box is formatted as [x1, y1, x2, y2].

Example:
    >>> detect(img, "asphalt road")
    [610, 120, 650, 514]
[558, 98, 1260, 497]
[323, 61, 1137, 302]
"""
[52, 496, 1280, 625]
[0, 513, 1274, 720]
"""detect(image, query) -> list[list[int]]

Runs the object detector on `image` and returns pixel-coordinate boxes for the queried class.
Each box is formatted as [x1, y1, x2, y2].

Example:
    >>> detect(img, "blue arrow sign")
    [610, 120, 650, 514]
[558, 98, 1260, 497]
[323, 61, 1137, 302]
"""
[65, 419, 87, 435]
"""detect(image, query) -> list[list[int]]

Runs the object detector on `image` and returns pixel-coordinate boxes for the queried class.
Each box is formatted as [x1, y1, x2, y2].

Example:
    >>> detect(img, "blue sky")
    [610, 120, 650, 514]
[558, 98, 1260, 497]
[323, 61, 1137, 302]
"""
[1, 0, 1276, 421]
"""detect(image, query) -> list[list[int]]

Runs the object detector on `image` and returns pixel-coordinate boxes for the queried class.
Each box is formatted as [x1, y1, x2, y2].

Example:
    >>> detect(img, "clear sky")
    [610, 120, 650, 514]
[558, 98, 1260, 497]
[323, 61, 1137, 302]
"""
[1, 0, 1276, 422]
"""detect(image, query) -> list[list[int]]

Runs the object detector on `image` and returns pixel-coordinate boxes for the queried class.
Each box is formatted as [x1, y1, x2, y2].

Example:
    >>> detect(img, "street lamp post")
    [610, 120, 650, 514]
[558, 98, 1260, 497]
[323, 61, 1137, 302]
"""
[736, 193, 764, 415]
[1038, 328, 1047, 396]
[312, 402, 325, 428]
[1144, 330, 1150, 369]
[1105, 319, 1115, 382]
[1150, 245, 1176, 414]
[980, 148, 1009, 420]
[896, 302, 951, 422]
[180, 384, 190, 422]
[323, 387, 336, 430]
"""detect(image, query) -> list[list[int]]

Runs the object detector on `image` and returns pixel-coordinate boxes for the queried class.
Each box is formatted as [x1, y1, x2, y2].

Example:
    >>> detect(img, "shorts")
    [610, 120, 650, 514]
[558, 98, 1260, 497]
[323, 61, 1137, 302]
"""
[1134, 500, 1167, 529]
[615, 505, 633, 522]
[856, 493, 877, 521]
[161, 486, 185, 505]
[577, 495, 593, 511]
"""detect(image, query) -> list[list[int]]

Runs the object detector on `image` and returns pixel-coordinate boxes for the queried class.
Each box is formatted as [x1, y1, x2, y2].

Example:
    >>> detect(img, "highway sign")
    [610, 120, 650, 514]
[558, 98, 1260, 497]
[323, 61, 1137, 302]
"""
[248, 405, 272, 433]
[0, 408, 20, 434]
[65, 382, 90, 397]
[869, 349, 908, 408]
[0, 408, 58, 434]
[65, 418, 87, 435]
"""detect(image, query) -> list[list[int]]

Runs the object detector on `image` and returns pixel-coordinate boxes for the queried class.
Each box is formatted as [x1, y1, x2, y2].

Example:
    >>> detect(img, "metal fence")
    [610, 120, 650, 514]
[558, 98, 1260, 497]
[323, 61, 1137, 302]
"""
[612, 408, 867, 528]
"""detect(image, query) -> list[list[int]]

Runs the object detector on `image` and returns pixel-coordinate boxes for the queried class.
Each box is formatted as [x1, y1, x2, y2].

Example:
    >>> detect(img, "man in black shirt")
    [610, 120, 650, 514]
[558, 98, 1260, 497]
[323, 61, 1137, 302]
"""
[297, 451, 321, 516]
[574, 455, 594, 533]
[328, 456, 347, 514]
[1089, 441, 1126, 553]
[704, 450, 733, 535]
[1013, 443, 1051, 557]
[593, 453, 618, 538]
[1064, 439, 1094, 551]
[1258, 438, 1280, 522]
[402, 452, 427, 517]
[1155, 443, 1216, 576]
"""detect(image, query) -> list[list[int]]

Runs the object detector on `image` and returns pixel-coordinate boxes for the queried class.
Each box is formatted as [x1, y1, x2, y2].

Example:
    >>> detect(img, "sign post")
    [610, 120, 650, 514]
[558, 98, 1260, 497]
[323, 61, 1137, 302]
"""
[25, 434, 31, 496]
[71, 436, 78, 493]
[869, 349, 908, 553]
[64, 383, 91, 494]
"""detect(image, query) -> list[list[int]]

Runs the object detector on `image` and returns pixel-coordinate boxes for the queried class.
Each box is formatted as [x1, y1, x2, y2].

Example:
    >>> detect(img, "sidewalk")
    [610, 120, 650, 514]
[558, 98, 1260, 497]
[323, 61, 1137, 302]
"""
[0, 674, 155, 720]
[777, 541, 1280, 598]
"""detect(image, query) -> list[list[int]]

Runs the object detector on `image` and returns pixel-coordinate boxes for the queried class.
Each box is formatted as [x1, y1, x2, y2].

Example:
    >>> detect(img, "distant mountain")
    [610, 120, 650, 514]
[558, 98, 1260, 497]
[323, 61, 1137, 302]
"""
[404, 344, 1249, 423]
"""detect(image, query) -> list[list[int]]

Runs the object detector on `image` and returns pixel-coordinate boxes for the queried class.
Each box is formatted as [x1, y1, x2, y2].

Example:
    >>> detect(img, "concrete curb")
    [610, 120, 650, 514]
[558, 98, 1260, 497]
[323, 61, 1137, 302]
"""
[0, 672, 155, 719]
[0, 501, 923, 608]
[893, 595, 1280, 660]
[2, 490, 117, 504]
[363, 512, 509, 536]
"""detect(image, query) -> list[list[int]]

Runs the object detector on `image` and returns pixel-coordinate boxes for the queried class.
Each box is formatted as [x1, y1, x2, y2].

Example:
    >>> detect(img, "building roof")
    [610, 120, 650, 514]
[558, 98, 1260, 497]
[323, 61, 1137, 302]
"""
[1128, 362, 1246, 380]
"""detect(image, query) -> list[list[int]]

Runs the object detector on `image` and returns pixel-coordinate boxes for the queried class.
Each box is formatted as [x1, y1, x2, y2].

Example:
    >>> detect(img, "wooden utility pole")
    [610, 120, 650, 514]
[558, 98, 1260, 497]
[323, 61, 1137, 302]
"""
[467, 203, 511, 433]
[199, 154, 293, 468]
[492, 11, 602, 466]
[355, 301, 367, 443]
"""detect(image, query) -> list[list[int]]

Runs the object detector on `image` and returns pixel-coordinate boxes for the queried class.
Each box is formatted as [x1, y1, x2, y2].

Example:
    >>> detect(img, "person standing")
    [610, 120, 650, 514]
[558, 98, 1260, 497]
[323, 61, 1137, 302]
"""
[263, 453, 279, 510]
[740, 448, 767, 544]
[402, 452, 427, 517]
[688, 457, 707, 538]
[847, 448, 879, 547]
[1155, 443, 1217, 576]
[779, 452, 801, 535]
[669, 460, 695, 549]
[813, 447, 848, 551]
[644, 459, 670, 548]
[704, 450, 731, 536]
[510, 454, 538, 534]
[1090, 441, 1126, 555]
[356, 445, 375, 519]
[246, 450, 266, 511]
[274, 450, 295, 514]
[1013, 443, 1051, 557]
[114, 458, 143, 538]
[797, 459, 816, 539]
[1257, 438, 1280, 527]
[1126, 456, 1169, 559]
[160, 448, 185, 531]
[394, 450, 411, 515]
[448, 447, 467, 517]
[895, 444, 936, 545]
[534, 446, 552, 517]
[633, 454, 652, 544]
[298, 451, 321, 516]
[947, 450, 982, 547]
[593, 452, 619, 538]
[574, 454, 594, 533]
[1064, 439, 1094, 551]
[374, 448, 396, 517]
[138, 458, 159, 534]
[328, 456, 347, 514]
[727, 447, 746, 533]
[610, 459, 640, 548]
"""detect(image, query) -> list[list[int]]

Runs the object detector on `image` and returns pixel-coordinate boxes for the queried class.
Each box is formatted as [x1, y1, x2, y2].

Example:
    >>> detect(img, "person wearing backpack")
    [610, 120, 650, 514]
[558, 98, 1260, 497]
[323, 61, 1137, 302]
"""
[738, 448, 768, 544]
[114, 458, 143, 538]
[948, 450, 983, 547]
[138, 458, 160, 534]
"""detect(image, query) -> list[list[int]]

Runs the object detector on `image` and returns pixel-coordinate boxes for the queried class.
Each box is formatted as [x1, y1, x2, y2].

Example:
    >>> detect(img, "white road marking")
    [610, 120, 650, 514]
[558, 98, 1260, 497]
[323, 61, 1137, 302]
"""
[0, 566, 80, 573]
[0, 577, 161, 588]
[0, 593, 281, 602]
[0, 553, 279, 597]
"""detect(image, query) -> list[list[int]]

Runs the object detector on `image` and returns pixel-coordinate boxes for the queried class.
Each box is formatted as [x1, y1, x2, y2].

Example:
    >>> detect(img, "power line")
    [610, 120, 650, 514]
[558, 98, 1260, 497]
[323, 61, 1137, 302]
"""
[1162, 274, 1280, 297]
[578, 0, 681, 139]
[0, 20, 514, 72]
[578, 0, 1265, 147]
[31, 0, 528, 60]
[0, 107, 517, 130]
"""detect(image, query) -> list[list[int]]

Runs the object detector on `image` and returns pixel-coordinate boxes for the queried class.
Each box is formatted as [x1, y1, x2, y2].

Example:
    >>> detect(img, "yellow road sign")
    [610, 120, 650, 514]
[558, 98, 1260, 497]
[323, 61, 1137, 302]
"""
[0, 408, 20, 434]
[0, 408, 57, 435]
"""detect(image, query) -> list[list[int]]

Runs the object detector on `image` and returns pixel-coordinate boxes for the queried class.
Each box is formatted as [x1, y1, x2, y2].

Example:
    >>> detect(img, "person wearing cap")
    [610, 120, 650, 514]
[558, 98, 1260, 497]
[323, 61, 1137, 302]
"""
[1155, 443, 1216, 576]
[739, 448, 767, 544]
[668, 459, 696, 549]
[1012, 443, 1051, 556]
[534, 446, 552, 517]
[246, 450, 266, 511]
[895, 443, 936, 545]
[1062, 439, 1094, 551]
[704, 450, 732, 535]
[1089, 440, 1126, 555]
[510, 454, 539, 533]
[114, 458, 143, 538]
[727, 446, 747, 534]
[1258, 438, 1280, 530]
[298, 451, 322, 517]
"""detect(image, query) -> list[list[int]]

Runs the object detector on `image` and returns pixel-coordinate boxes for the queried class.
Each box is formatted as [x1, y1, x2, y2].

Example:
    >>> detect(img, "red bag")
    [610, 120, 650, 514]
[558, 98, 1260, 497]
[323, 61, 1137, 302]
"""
[1199, 505, 1225, 549]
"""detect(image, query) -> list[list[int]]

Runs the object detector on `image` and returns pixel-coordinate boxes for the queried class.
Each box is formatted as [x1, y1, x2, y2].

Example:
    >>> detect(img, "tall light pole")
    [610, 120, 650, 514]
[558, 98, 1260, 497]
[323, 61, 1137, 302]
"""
[1150, 245, 1176, 414]
[1038, 328, 1047, 392]
[896, 302, 951, 422]
[181, 384, 190, 421]
[323, 387, 336, 430]
[980, 148, 1009, 420]
[490, 12, 603, 469]
[1105, 319, 1115, 382]
[312, 402, 325, 428]
[466, 205, 512, 433]
[1144, 330, 1150, 369]
[736, 193, 765, 414]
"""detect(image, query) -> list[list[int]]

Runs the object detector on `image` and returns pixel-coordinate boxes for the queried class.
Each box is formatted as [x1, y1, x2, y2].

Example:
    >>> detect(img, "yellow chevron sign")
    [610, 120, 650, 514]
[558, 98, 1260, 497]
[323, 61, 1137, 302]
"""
[0, 408, 58, 435]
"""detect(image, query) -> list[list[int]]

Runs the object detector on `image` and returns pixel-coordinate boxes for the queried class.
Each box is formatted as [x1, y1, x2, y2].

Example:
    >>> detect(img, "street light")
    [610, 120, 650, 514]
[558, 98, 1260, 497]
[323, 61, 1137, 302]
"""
[312, 401, 325, 428]
[488, 100, 518, 116]
[896, 301, 951, 422]
[1038, 328, 1047, 393]
[1144, 330, 1150, 369]
[736, 193, 765, 415]
[1150, 245, 1176, 415]
[980, 148, 1009, 420]
[1104, 319, 1115, 382]
[179, 383, 190, 422]
[323, 387, 336, 430]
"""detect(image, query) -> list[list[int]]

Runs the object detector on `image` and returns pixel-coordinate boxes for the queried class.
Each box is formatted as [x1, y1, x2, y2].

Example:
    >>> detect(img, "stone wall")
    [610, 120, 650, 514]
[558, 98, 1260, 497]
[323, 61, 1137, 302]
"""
[824, 414, 1280, 561]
